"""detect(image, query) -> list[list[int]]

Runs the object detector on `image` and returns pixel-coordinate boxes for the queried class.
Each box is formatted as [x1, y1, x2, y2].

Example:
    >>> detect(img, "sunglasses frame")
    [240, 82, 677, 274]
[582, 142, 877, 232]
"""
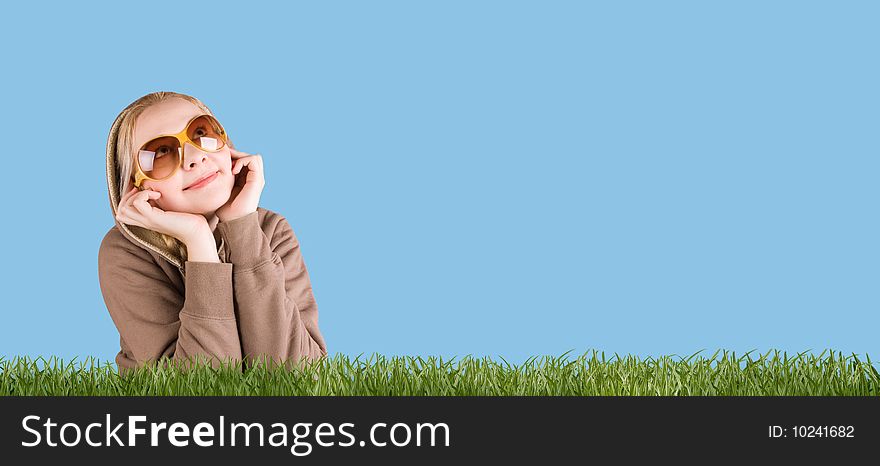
[133, 114, 230, 187]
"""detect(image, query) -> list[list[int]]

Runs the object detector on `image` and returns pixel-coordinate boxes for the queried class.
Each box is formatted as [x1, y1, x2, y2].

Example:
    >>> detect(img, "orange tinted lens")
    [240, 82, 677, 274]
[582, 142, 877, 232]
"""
[138, 136, 181, 180]
[187, 115, 227, 152]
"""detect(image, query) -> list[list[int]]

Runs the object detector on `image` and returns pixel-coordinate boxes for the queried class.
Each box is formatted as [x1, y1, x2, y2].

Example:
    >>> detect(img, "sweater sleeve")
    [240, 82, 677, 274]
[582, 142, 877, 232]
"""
[215, 210, 328, 372]
[98, 230, 243, 375]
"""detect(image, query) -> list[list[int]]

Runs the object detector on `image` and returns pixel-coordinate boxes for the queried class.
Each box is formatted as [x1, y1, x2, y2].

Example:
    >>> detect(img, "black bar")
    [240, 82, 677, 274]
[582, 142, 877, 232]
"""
[1, 397, 876, 461]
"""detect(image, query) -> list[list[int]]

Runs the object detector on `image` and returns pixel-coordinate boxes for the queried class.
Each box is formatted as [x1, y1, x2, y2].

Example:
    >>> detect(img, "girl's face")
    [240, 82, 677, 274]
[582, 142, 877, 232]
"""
[131, 98, 235, 215]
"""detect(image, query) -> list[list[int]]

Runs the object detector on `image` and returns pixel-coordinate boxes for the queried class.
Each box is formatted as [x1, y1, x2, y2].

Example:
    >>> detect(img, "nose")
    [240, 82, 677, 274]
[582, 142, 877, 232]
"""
[182, 142, 208, 170]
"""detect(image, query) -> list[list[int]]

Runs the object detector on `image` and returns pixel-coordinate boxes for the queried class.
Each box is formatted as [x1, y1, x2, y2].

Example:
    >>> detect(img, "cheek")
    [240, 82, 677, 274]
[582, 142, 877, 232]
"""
[216, 151, 233, 171]
[157, 193, 187, 212]
[145, 181, 186, 210]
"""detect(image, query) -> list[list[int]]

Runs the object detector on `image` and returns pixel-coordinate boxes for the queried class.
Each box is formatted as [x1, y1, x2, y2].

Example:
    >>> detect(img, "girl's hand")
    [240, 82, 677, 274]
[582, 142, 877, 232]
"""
[115, 186, 210, 245]
[216, 148, 265, 223]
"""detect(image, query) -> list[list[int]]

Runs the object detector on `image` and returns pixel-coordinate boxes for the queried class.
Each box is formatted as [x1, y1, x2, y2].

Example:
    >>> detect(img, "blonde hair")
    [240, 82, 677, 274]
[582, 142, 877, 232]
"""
[113, 91, 231, 261]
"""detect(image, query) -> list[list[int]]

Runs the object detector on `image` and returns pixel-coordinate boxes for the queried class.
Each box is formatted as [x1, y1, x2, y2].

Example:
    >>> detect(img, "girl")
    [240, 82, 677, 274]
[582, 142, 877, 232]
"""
[98, 91, 328, 375]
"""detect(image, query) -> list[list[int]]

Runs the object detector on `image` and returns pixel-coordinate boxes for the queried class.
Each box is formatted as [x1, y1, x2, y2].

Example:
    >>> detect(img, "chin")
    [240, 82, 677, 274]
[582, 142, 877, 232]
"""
[195, 193, 232, 214]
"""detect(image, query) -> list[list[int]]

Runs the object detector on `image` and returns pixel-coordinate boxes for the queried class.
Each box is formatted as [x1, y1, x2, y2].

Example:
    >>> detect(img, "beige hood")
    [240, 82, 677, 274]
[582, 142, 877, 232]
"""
[105, 108, 185, 270]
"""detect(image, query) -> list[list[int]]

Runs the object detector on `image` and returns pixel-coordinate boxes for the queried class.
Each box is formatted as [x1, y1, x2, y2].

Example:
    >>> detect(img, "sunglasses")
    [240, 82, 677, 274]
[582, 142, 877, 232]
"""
[133, 114, 230, 187]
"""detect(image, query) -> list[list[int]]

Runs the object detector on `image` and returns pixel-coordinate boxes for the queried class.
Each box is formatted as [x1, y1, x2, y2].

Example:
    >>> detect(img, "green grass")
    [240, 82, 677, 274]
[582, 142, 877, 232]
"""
[1, 349, 878, 396]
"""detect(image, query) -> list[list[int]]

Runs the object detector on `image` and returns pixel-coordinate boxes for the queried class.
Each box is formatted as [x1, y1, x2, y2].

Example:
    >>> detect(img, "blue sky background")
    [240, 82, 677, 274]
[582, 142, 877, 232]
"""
[0, 1, 877, 368]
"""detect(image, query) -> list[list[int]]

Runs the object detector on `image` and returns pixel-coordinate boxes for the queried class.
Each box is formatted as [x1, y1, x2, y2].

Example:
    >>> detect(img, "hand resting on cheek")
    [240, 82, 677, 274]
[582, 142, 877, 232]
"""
[216, 147, 265, 223]
[115, 186, 211, 245]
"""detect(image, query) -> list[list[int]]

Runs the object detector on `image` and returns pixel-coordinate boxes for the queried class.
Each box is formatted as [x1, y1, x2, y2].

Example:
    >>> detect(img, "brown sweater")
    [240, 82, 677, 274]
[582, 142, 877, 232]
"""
[100, 109, 327, 376]
[98, 208, 329, 375]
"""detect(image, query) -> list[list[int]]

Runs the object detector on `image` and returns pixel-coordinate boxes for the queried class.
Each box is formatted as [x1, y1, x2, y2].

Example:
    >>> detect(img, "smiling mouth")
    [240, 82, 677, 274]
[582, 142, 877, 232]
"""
[184, 171, 219, 190]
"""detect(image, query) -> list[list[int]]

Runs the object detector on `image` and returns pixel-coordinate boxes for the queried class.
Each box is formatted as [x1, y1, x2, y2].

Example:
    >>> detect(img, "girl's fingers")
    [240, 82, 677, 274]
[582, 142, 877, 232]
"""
[120, 186, 137, 205]
[230, 148, 261, 160]
[119, 202, 145, 224]
[124, 189, 143, 208]
[123, 187, 143, 207]
[233, 158, 251, 174]
[116, 188, 165, 229]
[119, 216, 144, 229]
[233, 155, 263, 175]
[118, 190, 151, 220]
[115, 209, 144, 228]
[123, 208, 144, 226]
[132, 191, 160, 217]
